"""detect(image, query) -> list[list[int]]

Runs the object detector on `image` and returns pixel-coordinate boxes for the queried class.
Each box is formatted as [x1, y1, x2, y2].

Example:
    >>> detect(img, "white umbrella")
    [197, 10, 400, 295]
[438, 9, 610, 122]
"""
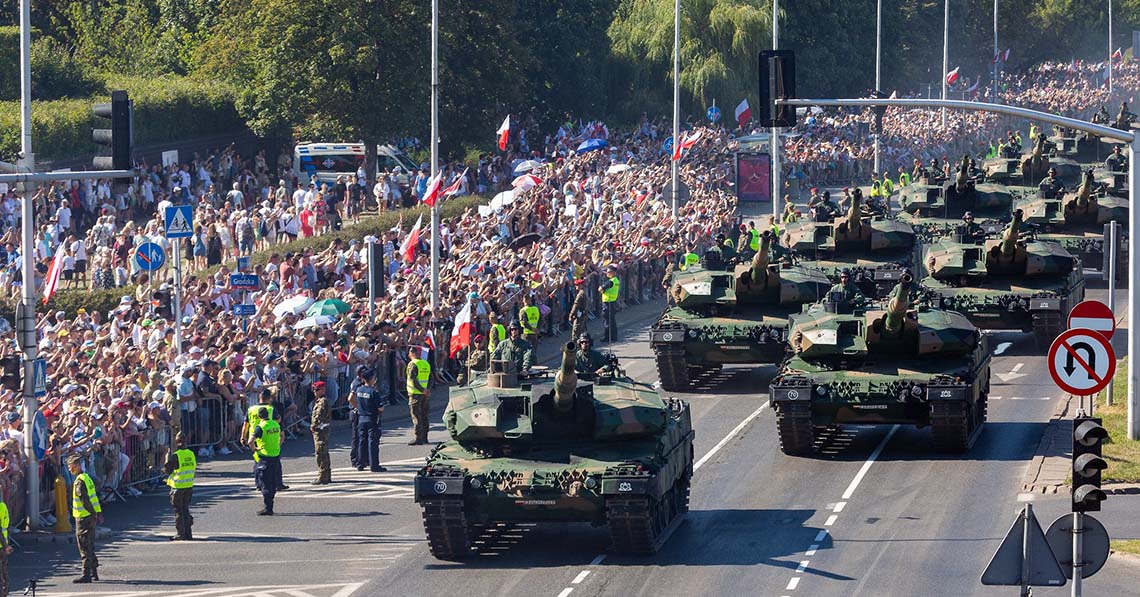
[606, 163, 632, 174]
[490, 190, 515, 210]
[511, 173, 542, 192]
[512, 159, 543, 175]
[293, 314, 336, 330]
[272, 295, 314, 319]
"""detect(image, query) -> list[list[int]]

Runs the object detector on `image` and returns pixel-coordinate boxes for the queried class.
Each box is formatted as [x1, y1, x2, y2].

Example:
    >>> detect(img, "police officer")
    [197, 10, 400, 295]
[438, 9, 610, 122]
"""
[241, 389, 286, 490]
[406, 347, 431, 445]
[680, 246, 700, 270]
[599, 265, 620, 342]
[491, 321, 535, 372]
[569, 279, 589, 340]
[247, 407, 281, 515]
[574, 333, 609, 377]
[68, 454, 102, 582]
[962, 212, 985, 242]
[1038, 167, 1065, 198]
[828, 270, 866, 307]
[164, 433, 196, 540]
[310, 381, 332, 485]
[0, 484, 11, 595]
[350, 368, 387, 472]
[518, 294, 541, 348]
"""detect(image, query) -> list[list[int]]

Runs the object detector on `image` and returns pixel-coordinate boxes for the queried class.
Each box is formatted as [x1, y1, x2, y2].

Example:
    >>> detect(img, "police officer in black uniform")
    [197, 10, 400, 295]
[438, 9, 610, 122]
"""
[350, 368, 387, 472]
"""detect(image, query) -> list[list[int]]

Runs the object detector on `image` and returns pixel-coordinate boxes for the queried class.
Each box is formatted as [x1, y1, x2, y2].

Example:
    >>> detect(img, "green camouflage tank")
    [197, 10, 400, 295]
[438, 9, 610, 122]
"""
[919, 209, 1086, 348]
[651, 231, 831, 391]
[899, 156, 1027, 242]
[782, 195, 915, 297]
[770, 278, 991, 454]
[414, 345, 694, 558]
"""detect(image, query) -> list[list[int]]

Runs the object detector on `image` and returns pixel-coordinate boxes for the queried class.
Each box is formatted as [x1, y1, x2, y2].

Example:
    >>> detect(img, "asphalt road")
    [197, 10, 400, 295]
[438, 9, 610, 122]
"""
[8, 279, 1139, 597]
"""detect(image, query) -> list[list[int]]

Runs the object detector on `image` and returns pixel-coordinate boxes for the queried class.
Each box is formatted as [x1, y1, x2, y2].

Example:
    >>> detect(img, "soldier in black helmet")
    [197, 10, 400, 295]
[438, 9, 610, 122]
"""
[828, 269, 866, 307]
[1038, 166, 1065, 198]
[491, 321, 535, 372]
[962, 211, 985, 242]
[574, 333, 609, 377]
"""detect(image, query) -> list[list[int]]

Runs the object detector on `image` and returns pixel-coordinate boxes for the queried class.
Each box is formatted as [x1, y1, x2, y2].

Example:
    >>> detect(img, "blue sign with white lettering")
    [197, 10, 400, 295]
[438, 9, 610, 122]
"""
[32, 410, 47, 460]
[233, 304, 256, 316]
[707, 105, 722, 122]
[229, 274, 260, 290]
[164, 205, 194, 239]
[134, 242, 166, 272]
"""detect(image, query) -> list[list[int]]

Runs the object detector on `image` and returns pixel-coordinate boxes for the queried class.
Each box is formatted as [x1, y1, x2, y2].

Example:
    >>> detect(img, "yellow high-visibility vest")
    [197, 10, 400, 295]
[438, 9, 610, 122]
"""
[602, 276, 620, 303]
[407, 358, 431, 396]
[72, 472, 101, 519]
[166, 449, 197, 489]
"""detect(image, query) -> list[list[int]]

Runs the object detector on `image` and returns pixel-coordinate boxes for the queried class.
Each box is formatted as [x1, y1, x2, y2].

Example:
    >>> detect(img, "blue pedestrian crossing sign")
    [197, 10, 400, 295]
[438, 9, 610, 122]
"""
[134, 242, 166, 272]
[32, 358, 46, 397]
[707, 105, 722, 122]
[164, 205, 194, 239]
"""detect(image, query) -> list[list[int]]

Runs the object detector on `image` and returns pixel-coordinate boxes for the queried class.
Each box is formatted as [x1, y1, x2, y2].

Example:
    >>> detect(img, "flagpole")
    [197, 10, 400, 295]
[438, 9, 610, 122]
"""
[429, 0, 440, 314]
[1108, 0, 1113, 93]
[771, 0, 781, 221]
[993, 0, 999, 104]
[873, 0, 881, 177]
[670, 0, 680, 234]
[941, 0, 949, 128]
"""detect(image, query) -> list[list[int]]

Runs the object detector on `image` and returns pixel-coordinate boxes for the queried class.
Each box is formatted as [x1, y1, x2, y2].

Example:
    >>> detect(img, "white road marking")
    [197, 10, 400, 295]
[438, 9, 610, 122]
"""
[796, 561, 809, 573]
[694, 402, 769, 471]
[832, 501, 846, 513]
[588, 554, 606, 566]
[572, 571, 590, 584]
[994, 341, 1013, 355]
[814, 530, 828, 542]
[995, 362, 1027, 382]
[556, 588, 574, 597]
[805, 544, 819, 556]
[1017, 493, 1037, 502]
[841, 425, 898, 500]
[823, 515, 838, 527]
[786, 577, 800, 590]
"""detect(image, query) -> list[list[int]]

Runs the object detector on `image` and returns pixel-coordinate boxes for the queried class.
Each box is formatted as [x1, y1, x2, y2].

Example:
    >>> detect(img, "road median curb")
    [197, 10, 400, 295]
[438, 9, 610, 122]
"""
[1021, 392, 1074, 493]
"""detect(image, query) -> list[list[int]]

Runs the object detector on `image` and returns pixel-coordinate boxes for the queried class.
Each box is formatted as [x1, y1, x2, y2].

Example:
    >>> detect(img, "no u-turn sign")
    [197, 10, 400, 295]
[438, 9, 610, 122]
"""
[1048, 328, 1116, 396]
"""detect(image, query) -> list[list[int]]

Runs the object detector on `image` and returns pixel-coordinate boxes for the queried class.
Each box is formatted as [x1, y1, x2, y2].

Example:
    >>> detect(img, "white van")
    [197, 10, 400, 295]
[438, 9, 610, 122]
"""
[293, 143, 418, 188]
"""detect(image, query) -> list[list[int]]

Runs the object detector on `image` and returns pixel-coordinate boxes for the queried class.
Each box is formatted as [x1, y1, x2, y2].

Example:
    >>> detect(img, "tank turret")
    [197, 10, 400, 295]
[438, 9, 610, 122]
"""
[995, 208, 1023, 260]
[553, 342, 578, 413]
[883, 273, 913, 335]
[751, 231, 772, 285]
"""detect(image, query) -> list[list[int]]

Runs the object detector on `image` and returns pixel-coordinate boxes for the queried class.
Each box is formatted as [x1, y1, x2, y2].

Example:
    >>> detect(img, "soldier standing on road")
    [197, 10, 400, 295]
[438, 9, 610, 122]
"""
[406, 347, 431, 445]
[491, 322, 535, 372]
[519, 294, 541, 349]
[68, 455, 102, 583]
[0, 488, 11, 595]
[599, 265, 620, 343]
[310, 381, 332, 485]
[569, 279, 589, 340]
[349, 368, 387, 472]
[164, 434, 196, 540]
[247, 407, 281, 515]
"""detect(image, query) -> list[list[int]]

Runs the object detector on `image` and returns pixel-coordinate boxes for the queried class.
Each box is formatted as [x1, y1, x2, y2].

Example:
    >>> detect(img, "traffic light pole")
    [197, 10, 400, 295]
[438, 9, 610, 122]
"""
[17, 0, 39, 532]
[1072, 511, 1084, 597]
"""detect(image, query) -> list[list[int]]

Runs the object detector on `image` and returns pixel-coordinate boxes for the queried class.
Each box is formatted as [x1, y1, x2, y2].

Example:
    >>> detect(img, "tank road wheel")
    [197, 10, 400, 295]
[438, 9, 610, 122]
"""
[931, 402, 974, 453]
[775, 402, 815, 456]
[607, 479, 683, 555]
[654, 346, 691, 392]
[1031, 311, 1063, 350]
[421, 498, 471, 559]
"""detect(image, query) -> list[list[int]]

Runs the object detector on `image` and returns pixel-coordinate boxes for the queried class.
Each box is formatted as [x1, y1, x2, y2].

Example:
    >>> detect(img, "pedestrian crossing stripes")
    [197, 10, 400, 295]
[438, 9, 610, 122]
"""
[191, 459, 423, 499]
[39, 581, 365, 597]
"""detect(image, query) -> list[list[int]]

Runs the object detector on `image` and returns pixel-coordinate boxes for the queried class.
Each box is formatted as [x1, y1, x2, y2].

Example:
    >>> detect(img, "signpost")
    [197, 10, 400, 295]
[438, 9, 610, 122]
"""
[981, 503, 1066, 595]
[1046, 514, 1110, 581]
[1048, 329, 1116, 398]
[31, 410, 47, 461]
[133, 242, 166, 272]
[163, 205, 193, 356]
[707, 105, 722, 123]
[233, 304, 256, 316]
[31, 358, 45, 398]
[1067, 301, 1115, 341]
[229, 274, 260, 290]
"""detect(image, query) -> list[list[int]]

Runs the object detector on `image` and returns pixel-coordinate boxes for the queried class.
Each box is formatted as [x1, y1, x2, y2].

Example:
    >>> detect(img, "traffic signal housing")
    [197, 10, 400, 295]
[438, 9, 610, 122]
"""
[93, 90, 133, 170]
[870, 90, 889, 134]
[758, 50, 796, 128]
[1072, 416, 1108, 512]
[0, 356, 20, 392]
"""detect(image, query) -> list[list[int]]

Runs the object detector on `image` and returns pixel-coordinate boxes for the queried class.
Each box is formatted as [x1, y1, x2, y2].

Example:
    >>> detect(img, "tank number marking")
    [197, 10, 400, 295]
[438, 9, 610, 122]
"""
[618, 482, 633, 492]
[939, 390, 952, 398]
[663, 333, 674, 341]
[433, 481, 448, 493]
[787, 390, 800, 400]
[1036, 302, 1051, 308]
[854, 405, 889, 410]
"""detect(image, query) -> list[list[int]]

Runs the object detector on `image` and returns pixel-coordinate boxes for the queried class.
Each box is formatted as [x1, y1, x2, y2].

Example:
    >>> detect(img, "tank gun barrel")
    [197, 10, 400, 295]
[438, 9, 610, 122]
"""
[553, 342, 578, 413]
[999, 209, 1023, 257]
[845, 191, 862, 233]
[1076, 170, 1093, 207]
[883, 273, 914, 335]
[752, 231, 772, 285]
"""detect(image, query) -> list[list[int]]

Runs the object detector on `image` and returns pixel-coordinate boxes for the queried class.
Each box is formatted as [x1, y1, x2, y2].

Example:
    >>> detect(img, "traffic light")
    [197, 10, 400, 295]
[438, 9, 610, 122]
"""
[92, 90, 133, 170]
[1072, 416, 1108, 512]
[758, 50, 796, 128]
[0, 356, 20, 392]
[368, 241, 386, 298]
[870, 90, 889, 134]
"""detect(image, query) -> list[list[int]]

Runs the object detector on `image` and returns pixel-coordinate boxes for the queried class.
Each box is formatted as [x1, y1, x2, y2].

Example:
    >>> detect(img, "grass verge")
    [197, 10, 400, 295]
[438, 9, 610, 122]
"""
[1111, 539, 1140, 557]
[1094, 360, 1140, 484]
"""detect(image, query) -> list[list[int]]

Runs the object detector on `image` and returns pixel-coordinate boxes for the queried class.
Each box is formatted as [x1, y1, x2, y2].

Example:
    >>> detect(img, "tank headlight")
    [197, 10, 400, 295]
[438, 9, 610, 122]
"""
[815, 385, 828, 396]
[469, 477, 483, 489]
[911, 385, 923, 396]
[584, 477, 598, 490]
[688, 329, 698, 338]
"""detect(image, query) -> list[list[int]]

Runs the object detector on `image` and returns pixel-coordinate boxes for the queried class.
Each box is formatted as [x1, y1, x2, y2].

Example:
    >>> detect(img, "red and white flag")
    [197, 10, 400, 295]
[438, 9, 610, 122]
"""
[442, 168, 469, 198]
[671, 130, 702, 162]
[734, 99, 752, 128]
[1003, 48, 1011, 62]
[993, 51, 1000, 64]
[42, 246, 67, 305]
[400, 215, 423, 262]
[1112, 48, 1123, 60]
[497, 116, 511, 151]
[421, 170, 444, 207]
[449, 299, 473, 357]
[424, 329, 436, 352]
[946, 67, 960, 85]
[965, 78, 980, 93]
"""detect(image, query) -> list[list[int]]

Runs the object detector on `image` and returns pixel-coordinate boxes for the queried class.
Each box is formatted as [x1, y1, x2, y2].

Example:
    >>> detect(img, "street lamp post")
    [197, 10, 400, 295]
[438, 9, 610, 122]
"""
[993, 0, 999, 103]
[873, 0, 882, 176]
[429, 0, 440, 314]
[771, 0, 781, 220]
[941, 0, 949, 128]
[671, 0, 680, 232]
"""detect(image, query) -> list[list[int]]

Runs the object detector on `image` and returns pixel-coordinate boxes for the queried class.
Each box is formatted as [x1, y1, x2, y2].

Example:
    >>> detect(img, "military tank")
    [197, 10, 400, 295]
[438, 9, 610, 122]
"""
[770, 276, 991, 454]
[918, 209, 1085, 348]
[899, 156, 1024, 241]
[1014, 169, 1128, 275]
[651, 232, 831, 391]
[414, 345, 694, 559]
[782, 192, 915, 298]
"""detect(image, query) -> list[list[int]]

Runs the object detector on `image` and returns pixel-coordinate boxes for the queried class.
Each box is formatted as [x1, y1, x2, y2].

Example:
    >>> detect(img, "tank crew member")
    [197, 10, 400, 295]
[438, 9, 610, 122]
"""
[1106, 145, 1128, 172]
[247, 407, 281, 515]
[962, 212, 985, 242]
[350, 367, 387, 472]
[574, 333, 610, 377]
[406, 347, 431, 445]
[828, 269, 866, 307]
[702, 235, 727, 269]
[68, 455, 102, 583]
[716, 233, 736, 262]
[309, 381, 332, 484]
[1038, 167, 1065, 198]
[491, 321, 535, 372]
[599, 265, 620, 342]
[164, 433, 197, 540]
[460, 334, 489, 385]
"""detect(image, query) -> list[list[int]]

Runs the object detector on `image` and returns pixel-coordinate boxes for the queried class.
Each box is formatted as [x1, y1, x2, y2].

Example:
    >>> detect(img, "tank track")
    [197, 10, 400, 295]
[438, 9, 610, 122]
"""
[774, 402, 815, 456]
[654, 345, 691, 391]
[420, 498, 471, 559]
[606, 474, 688, 555]
[930, 401, 983, 453]
[1031, 311, 1064, 350]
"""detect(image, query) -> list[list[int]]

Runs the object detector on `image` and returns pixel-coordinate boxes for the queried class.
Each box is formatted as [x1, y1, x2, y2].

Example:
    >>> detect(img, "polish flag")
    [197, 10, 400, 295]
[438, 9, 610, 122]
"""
[946, 67, 960, 85]
[449, 299, 473, 357]
[993, 51, 1000, 64]
[965, 78, 980, 93]
[497, 116, 511, 151]
[424, 329, 436, 352]
[671, 130, 702, 162]
[1112, 48, 1123, 61]
[442, 168, 469, 198]
[42, 247, 67, 304]
[421, 170, 444, 207]
[400, 215, 423, 262]
[1003, 49, 1011, 62]
[734, 99, 752, 128]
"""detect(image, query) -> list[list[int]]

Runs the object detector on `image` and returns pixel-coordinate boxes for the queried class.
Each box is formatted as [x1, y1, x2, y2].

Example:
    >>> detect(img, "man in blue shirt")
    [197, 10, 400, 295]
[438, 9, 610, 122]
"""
[349, 368, 387, 472]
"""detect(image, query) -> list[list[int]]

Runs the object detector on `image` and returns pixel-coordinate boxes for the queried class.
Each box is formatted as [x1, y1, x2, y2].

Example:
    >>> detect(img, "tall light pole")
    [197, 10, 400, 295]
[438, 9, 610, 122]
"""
[1108, 0, 1114, 93]
[429, 0, 440, 314]
[671, 0, 680, 232]
[771, 0, 781, 220]
[941, 0, 949, 128]
[993, 0, 999, 103]
[18, 0, 40, 531]
[873, 0, 882, 176]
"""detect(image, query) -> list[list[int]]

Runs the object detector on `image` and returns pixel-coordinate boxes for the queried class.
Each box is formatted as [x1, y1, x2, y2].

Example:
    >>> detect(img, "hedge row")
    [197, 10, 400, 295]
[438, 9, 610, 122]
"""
[0, 74, 242, 163]
[0, 27, 18, 102]
[0, 194, 489, 320]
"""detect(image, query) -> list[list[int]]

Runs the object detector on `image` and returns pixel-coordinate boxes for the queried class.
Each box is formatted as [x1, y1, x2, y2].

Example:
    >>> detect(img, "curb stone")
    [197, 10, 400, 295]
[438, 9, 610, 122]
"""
[1021, 392, 1074, 493]
[16, 527, 113, 545]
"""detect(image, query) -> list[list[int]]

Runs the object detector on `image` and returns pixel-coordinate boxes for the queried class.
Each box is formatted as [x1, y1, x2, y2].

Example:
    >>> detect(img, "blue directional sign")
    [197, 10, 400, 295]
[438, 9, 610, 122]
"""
[233, 304, 256, 316]
[32, 358, 46, 398]
[32, 410, 47, 460]
[134, 242, 166, 272]
[707, 105, 722, 122]
[164, 205, 194, 239]
[237, 256, 250, 272]
[229, 273, 260, 290]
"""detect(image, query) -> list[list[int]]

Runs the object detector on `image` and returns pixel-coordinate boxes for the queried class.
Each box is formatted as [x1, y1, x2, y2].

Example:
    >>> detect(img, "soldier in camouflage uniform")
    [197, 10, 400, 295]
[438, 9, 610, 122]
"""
[569, 280, 589, 340]
[458, 335, 489, 385]
[490, 322, 535, 372]
[574, 333, 609, 377]
[309, 381, 332, 485]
